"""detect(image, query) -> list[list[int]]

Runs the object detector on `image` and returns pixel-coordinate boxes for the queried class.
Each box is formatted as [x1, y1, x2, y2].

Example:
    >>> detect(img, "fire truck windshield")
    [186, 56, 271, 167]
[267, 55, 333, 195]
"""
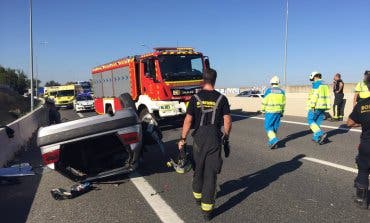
[158, 55, 204, 81]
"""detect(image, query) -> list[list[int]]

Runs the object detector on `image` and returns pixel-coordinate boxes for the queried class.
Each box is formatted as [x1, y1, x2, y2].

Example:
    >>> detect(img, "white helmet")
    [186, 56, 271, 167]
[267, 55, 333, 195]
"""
[270, 75, 280, 85]
[309, 71, 321, 81]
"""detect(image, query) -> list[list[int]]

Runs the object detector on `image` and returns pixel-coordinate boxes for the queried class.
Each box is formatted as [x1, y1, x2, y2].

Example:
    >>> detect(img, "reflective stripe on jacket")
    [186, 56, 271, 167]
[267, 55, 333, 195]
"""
[261, 86, 286, 113]
[307, 80, 331, 110]
[355, 81, 370, 99]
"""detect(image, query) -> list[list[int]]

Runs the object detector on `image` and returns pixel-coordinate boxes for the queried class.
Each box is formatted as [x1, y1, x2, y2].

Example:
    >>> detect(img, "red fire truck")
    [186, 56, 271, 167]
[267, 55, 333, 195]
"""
[91, 47, 210, 120]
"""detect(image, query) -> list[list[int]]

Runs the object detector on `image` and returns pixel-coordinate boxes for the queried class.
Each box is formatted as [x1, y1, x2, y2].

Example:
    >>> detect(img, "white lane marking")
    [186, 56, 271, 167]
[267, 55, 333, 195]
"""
[130, 172, 184, 223]
[231, 114, 361, 133]
[77, 112, 84, 118]
[303, 157, 358, 173]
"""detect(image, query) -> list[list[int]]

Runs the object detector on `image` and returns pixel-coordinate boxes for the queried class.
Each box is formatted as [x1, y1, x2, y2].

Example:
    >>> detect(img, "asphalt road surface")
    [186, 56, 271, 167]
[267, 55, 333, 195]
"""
[1, 108, 370, 223]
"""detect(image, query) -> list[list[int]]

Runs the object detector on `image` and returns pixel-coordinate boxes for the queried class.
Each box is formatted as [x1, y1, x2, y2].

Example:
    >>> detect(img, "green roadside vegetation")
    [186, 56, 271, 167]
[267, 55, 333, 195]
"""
[0, 65, 40, 125]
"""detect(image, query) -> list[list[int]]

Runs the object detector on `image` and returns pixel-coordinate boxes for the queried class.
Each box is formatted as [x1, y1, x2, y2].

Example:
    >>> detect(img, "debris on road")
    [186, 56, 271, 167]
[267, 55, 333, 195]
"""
[0, 163, 35, 178]
[0, 163, 35, 184]
[150, 184, 170, 196]
[51, 182, 93, 200]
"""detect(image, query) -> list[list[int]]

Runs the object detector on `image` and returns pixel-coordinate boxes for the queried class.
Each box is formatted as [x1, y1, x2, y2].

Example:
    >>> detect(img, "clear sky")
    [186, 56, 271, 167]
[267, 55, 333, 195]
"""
[1, 0, 369, 87]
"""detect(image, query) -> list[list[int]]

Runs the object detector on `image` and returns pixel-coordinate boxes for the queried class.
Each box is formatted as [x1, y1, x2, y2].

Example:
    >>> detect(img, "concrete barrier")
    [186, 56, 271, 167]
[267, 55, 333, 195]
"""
[285, 83, 357, 94]
[228, 93, 355, 119]
[0, 101, 48, 167]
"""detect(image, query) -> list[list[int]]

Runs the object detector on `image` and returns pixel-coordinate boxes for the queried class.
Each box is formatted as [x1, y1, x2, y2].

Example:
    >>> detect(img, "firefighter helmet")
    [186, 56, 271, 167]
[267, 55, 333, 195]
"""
[309, 71, 321, 81]
[166, 143, 192, 174]
[270, 76, 280, 85]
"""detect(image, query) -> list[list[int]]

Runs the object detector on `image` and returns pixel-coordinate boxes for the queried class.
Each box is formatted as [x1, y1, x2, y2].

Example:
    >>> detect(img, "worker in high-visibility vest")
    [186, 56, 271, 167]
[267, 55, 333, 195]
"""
[307, 71, 331, 145]
[261, 76, 286, 149]
[354, 70, 370, 107]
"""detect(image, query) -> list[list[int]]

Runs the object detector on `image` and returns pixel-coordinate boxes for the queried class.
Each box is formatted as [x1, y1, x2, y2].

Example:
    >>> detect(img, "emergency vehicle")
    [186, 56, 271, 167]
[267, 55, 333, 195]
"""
[53, 84, 82, 108]
[44, 86, 59, 100]
[91, 47, 210, 119]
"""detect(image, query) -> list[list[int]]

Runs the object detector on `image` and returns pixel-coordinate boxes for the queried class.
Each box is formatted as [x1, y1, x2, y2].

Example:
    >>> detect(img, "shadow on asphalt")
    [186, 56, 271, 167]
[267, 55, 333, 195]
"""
[326, 124, 350, 138]
[0, 135, 43, 223]
[213, 154, 305, 218]
[230, 109, 261, 123]
[279, 124, 349, 148]
[139, 139, 192, 177]
[279, 130, 312, 148]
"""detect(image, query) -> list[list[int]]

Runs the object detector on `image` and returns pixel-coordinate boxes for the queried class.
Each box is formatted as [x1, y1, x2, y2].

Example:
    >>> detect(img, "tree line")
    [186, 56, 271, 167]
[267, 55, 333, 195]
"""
[0, 65, 64, 95]
[0, 65, 35, 95]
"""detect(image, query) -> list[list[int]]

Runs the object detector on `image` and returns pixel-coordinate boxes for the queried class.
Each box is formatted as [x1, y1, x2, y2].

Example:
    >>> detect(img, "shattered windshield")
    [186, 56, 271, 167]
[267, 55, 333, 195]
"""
[158, 55, 204, 81]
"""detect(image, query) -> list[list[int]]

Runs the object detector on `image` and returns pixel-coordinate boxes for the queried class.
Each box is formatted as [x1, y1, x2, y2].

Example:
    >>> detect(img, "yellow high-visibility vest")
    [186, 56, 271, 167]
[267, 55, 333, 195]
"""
[261, 87, 286, 113]
[307, 80, 331, 110]
[355, 81, 370, 99]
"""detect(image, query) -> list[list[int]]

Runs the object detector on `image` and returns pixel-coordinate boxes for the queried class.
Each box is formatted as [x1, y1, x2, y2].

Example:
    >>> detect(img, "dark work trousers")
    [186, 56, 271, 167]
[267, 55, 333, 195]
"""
[355, 155, 370, 188]
[333, 93, 344, 119]
[192, 125, 223, 210]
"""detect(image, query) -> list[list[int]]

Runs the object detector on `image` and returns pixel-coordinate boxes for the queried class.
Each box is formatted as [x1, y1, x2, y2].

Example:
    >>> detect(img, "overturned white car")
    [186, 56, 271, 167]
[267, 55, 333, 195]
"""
[37, 108, 142, 181]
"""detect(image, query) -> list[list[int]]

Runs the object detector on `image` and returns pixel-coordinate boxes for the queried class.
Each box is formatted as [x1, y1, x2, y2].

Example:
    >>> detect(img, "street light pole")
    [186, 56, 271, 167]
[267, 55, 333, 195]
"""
[283, 0, 289, 89]
[29, 0, 34, 111]
[36, 41, 48, 98]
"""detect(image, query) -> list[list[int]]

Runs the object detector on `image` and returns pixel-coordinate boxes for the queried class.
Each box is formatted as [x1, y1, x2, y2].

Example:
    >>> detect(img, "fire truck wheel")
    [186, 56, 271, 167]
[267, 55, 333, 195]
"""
[106, 104, 114, 116]
[139, 108, 150, 121]
[119, 93, 137, 113]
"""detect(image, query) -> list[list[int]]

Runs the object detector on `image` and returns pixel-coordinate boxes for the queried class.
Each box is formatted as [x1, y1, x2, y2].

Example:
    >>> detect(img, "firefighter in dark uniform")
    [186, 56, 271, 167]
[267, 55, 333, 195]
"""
[347, 75, 370, 209]
[178, 68, 232, 221]
[331, 73, 344, 121]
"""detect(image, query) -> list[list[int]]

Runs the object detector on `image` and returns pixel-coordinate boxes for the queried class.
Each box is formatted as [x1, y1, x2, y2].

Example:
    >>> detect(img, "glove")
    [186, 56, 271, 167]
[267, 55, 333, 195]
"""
[223, 135, 230, 158]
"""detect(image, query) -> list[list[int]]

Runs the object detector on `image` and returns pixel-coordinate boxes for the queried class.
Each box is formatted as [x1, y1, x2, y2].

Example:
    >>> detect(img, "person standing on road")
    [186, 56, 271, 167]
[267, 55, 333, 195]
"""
[347, 80, 370, 209]
[46, 98, 61, 125]
[331, 73, 344, 121]
[178, 68, 232, 221]
[353, 70, 370, 107]
[307, 71, 331, 145]
[261, 76, 286, 149]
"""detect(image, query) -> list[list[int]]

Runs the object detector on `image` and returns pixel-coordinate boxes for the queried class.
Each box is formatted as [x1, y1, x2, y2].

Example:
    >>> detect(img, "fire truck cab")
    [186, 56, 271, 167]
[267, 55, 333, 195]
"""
[92, 47, 210, 120]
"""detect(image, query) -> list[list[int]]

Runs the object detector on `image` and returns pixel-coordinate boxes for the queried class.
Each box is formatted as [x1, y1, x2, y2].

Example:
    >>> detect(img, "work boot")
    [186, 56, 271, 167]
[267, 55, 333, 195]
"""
[269, 139, 279, 150]
[318, 133, 327, 145]
[202, 211, 212, 221]
[354, 187, 368, 209]
[271, 140, 279, 149]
